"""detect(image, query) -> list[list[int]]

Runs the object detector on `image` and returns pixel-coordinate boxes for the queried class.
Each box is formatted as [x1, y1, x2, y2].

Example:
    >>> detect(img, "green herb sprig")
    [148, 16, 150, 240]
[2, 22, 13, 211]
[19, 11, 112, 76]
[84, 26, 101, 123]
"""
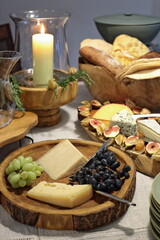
[10, 75, 25, 113]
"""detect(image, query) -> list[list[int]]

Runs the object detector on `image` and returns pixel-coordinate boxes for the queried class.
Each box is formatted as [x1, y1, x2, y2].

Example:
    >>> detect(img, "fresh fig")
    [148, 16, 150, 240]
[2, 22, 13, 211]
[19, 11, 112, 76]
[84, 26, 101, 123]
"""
[77, 105, 90, 112]
[91, 100, 102, 109]
[78, 110, 90, 121]
[134, 139, 145, 153]
[132, 107, 142, 115]
[146, 141, 160, 155]
[81, 116, 91, 127]
[89, 119, 104, 131]
[125, 136, 139, 147]
[103, 125, 120, 138]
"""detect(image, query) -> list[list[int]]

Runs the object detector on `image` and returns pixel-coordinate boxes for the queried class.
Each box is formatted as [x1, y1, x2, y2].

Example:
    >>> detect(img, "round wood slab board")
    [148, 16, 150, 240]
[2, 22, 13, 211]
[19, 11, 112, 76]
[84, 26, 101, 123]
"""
[0, 111, 38, 148]
[0, 139, 136, 230]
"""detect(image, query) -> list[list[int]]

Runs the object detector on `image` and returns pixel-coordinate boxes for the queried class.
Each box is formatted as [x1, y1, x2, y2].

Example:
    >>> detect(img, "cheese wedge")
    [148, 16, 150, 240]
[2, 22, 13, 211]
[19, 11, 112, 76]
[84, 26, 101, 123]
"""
[37, 139, 88, 180]
[137, 119, 160, 143]
[27, 181, 93, 208]
[93, 103, 133, 121]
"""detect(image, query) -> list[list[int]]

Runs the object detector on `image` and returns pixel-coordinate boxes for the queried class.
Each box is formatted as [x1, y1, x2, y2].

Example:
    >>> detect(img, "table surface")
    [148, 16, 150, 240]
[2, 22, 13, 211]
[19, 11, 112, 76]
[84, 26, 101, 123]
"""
[0, 82, 156, 240]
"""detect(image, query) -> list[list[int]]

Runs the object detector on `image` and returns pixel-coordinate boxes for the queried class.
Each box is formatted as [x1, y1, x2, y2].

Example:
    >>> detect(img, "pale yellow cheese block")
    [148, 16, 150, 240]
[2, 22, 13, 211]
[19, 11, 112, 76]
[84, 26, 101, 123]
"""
[93, 103, 133, 121]
[37, 139, 88, 180]
[137, 119, 160, 143]
[27, 181, 93, 208]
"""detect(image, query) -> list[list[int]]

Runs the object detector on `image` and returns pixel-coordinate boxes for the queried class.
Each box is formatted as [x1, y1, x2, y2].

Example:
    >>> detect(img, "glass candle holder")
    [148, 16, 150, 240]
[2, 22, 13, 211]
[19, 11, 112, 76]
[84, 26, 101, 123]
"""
[0, 51, 22, 128]
[10, 10, 70, 86]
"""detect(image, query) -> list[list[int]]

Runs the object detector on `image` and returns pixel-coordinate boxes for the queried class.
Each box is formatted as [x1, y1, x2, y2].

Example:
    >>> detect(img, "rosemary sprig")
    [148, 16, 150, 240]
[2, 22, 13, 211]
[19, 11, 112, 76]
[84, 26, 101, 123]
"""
[10, 75, 25, 113]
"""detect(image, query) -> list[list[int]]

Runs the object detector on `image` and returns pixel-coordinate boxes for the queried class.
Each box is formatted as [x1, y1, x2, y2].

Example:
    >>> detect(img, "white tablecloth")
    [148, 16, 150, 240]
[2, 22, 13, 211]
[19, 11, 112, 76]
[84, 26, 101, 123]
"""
[0, 82, 156, 240]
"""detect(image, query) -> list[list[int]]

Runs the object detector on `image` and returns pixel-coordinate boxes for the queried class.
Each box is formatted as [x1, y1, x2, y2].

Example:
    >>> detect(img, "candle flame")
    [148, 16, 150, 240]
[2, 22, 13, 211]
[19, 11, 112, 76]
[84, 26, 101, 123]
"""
[40, 24, 45, 34]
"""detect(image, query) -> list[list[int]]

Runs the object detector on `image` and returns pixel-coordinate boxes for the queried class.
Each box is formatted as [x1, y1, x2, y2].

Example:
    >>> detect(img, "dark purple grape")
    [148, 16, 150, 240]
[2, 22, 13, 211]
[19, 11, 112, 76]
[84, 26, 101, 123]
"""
[101, 158, 107, 166]
[103, 172, 110, 180]
[110, 173, 116, 179]
[96, 165, 104, 172]
[96, 182, 106, 191]
[115, 179, 123, 190]
[107, 155, 116, 166]
[89, 177, 98, 189]
[111, 161, 120, 170]
[78, 178, 85, 184]
[99, 171, 104, 177]
[77, 170, 83, 177]
[90, 162, 96, 169]
[123, 165, 131, 172]
[93, 173, 101, 180]
[95, 160, 101, 166]
[106, 184, 114, 193]
[104, 178, 113, 186]
[124, 172, 130, 179]
[84, 174, 90, 183]
[96, 151, 103, 160]
[117, 169, 124, 178]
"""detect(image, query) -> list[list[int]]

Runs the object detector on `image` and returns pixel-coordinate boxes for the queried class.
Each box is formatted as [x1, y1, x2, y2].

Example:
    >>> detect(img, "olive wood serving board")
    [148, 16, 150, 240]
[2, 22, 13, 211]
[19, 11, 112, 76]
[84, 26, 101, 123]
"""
[0, 111, 38, 148]
[81, 121, 160, 178]
[0, 139, 136, 230]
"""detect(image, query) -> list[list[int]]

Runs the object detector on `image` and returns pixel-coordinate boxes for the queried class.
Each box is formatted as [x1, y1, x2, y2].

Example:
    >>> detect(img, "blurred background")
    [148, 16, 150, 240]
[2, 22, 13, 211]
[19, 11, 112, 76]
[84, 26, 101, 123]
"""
[0, 0, 160, 68]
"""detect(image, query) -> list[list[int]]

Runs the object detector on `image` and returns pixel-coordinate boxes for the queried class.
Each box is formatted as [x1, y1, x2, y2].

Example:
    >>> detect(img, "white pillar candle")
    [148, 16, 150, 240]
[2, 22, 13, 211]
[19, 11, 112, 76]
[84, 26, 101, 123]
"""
[32, 25, 54, 86]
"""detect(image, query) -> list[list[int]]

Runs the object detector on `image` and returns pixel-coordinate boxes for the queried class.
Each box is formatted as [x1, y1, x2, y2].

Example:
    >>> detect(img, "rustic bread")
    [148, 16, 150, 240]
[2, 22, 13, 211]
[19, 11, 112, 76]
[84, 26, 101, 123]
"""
[79, 46, 124, 76]
[80, 38, 113, 54]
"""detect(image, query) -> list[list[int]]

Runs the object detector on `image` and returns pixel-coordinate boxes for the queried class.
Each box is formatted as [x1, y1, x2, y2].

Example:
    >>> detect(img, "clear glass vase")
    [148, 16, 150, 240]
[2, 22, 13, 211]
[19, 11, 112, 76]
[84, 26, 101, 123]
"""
[10, 10, 70, 73]
[0, 51, 22, 128]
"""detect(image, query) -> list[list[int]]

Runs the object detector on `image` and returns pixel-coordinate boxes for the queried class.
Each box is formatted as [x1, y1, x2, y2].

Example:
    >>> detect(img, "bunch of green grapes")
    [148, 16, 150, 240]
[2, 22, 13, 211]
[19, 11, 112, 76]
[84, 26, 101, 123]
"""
[5, 155, 43, 188]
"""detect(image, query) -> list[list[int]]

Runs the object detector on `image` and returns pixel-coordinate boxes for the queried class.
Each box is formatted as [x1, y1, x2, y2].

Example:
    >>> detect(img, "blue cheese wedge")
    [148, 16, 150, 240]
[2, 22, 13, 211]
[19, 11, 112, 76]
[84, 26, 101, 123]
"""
[137, 119, 160, 143]
[110, 109, 137, 136]
[27, 181, 93, 208]
[37, 139, 88, 180]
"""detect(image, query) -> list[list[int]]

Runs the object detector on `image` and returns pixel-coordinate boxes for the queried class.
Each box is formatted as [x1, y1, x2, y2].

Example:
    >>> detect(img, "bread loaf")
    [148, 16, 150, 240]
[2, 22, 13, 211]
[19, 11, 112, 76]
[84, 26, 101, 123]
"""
[79, 46, 124, 76]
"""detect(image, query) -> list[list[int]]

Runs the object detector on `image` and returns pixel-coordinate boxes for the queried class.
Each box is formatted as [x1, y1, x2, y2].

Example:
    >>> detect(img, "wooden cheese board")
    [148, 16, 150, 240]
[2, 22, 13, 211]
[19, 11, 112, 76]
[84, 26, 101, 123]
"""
[0, 139, 136, 230]
[78, 100, 160, 178]
[0, 111, 38, 148]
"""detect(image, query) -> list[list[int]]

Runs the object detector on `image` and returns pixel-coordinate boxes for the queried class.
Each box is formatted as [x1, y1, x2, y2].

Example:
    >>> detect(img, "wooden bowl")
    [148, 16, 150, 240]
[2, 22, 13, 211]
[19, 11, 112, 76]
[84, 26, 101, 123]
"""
[0, 139, 136, 230]
[14, 69, 78, 127]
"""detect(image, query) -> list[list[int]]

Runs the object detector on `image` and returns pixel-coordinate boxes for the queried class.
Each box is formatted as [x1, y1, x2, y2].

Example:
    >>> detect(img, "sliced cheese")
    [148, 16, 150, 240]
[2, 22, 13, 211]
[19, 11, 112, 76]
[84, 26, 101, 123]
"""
[27, 181, 93, 208]
[37, 139, 88, 180]
[137, 119, 160, 143]
[93, 103, 133, 121]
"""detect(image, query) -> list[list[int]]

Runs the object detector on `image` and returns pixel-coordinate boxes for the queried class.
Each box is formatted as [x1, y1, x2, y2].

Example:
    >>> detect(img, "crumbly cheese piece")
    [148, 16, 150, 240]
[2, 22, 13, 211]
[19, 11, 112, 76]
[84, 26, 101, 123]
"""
[110, 109, 137, 136]
[27, 181, 93, 208]
[37, 139, 88, 180]
[137, 119, 160, 143]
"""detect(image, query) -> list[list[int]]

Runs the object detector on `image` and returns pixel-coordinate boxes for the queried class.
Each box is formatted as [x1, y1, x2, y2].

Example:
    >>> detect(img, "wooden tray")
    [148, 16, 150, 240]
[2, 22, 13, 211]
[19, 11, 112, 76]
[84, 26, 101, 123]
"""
[0, 111, 38, 148]
[80, 116, 160, 178]
[0, 139, 136, 230]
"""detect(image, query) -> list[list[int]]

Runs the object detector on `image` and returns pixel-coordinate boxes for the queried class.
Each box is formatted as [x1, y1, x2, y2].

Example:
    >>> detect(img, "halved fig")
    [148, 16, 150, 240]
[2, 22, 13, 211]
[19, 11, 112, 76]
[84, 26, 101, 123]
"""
[91, 100, 102, 109]
[134, 139, 145, 152]
[89, 119, 104, 131]
[103, 125, 120, 138]
[78, 110, 90, 121]
[81, 116, 91, 127]
[77, 105, 90, 112]
[125, 135, 139, 147]
[132, 107, 142, 115]
[146, 141, 160, 155]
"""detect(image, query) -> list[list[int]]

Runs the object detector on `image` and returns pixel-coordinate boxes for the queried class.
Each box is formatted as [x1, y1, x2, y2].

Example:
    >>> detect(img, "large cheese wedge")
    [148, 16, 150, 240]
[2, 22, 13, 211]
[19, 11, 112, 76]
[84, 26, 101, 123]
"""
[137, 119, 160, 143]
[37, 139, 88, 180]
[93, 103, 133, 121]
[27, 181, 93, 208]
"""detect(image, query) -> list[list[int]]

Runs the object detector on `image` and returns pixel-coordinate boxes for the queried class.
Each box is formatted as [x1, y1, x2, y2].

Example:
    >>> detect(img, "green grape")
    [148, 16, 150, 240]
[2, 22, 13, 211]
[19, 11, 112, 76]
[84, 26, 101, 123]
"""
[25, 156, 33, 163]
[26, 178, 33, 186]
[20, 171, 28, 179]
[7, 171, 17, 182]
[37, 165, 43, 172]
[12, 159, 21, 171]
[5, 166, 10, 175]
[22, 163, 34, 171]
[11, 182, 19, 189]
[9, 173, 21, 185]
[18, 179, 26, 187]
[7, 162, 14, 174]
[35, 170, 41, 177]
[18, 155, 26, 167]
[27, 171, 37, 180]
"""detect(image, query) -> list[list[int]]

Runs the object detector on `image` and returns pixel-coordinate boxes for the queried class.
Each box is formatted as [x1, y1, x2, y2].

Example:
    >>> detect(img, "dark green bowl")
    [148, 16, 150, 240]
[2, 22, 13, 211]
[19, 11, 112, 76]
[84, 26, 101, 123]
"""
[94, 13, 160, 45]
